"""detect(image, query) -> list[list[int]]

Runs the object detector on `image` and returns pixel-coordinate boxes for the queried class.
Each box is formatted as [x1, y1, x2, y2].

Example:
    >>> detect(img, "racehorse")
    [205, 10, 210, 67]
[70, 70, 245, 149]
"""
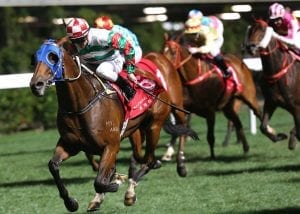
[30, 38, 197, 212]
[245, 19, 300, 149]
[163, 35, 264, 162]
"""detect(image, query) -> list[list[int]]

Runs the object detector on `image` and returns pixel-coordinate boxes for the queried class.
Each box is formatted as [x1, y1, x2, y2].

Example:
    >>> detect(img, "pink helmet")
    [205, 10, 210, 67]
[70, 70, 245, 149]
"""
[66, 18, 90, 39]
[269, 3, 285, 19]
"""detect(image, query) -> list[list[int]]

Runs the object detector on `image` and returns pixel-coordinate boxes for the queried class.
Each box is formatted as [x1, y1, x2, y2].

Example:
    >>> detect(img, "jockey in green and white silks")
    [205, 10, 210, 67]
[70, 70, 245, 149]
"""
[94, 15, 142, 64]
[66, 17, 138, 101]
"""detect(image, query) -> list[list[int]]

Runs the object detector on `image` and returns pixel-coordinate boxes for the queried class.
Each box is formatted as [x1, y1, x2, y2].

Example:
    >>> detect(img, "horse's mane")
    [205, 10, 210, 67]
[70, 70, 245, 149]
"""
[255, 19, 268, 27]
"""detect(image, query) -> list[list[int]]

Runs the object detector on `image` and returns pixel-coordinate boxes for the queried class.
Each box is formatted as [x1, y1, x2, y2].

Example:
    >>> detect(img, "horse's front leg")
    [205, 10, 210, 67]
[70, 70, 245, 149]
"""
[88, 144, 119, 212]
[124, 125, 162, 206]
[260, 101, 288, 142]
[289, 107, 300, 149]
[84, 153, 99, 171]
[48, 138, 79, 212]
[222, 120, 235, 147]
[176, 135, 187, 177]
[223, 103, 249, 154]
[206, 113, 216, 159]
[161, 134, 176, 161]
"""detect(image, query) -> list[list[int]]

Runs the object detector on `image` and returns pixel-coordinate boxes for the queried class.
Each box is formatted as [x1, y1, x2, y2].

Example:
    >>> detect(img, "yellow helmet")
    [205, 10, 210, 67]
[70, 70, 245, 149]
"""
[184, 18, 201, 34]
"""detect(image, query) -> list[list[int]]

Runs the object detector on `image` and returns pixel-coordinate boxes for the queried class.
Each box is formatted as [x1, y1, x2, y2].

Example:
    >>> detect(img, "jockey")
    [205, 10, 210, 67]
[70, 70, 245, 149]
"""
[65, 17, 137, 101]
[94, 16, 142, 63]
[184, 12, 232, 79]
[268, 3, 300, 51]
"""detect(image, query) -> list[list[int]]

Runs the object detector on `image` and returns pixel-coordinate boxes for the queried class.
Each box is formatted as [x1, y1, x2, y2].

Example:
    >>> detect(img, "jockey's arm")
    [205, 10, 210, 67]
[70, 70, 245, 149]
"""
[109, 32, 137, 83]
[272, 31, 300, 49]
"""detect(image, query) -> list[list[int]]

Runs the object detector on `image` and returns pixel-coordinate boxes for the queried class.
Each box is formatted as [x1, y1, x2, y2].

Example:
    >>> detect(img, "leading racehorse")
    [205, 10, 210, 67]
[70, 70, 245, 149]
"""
[163, 34, 264, 163]
[29, 38, 197, 212]
[245, 19, 300, 149]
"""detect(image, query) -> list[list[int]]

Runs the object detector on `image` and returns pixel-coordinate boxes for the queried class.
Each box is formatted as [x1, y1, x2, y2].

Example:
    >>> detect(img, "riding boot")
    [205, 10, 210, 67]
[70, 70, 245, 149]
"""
[115, 76, 136, 101]
[213, 54, 232, 79]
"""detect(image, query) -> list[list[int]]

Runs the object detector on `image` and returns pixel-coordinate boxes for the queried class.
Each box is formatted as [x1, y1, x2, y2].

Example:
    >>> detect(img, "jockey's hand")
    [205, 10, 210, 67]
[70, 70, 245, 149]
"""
[188, 47, 199, 54]
[198, 45, 210, 53]
[128, 73, 138, 84]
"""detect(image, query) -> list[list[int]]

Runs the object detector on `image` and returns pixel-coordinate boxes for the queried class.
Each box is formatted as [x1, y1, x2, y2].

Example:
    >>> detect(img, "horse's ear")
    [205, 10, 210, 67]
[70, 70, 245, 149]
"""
[57, 36, 70, 46]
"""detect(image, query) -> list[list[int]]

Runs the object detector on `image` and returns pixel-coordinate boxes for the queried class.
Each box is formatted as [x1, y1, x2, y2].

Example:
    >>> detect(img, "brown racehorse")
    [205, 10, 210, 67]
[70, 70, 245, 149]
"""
[30, 38, 197, 212]
[163, 35, 264, 161]
[246, 19, 299, 149]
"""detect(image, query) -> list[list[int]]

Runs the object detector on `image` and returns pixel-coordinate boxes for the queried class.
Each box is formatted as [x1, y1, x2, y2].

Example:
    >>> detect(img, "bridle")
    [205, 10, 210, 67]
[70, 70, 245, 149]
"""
[165, 40, 192, 69]
[247, 22, 296, 83]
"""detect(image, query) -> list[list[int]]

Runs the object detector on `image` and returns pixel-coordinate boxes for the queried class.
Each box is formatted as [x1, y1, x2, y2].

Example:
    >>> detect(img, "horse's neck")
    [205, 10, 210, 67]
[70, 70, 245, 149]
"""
[261, 39, 286, 75]
[180, 48, 213, 79]
[56, 54, 98, 112]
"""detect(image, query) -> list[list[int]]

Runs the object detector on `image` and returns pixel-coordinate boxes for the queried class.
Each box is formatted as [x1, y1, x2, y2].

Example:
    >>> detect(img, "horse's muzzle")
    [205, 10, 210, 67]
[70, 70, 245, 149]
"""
[30, 79, 47, 97]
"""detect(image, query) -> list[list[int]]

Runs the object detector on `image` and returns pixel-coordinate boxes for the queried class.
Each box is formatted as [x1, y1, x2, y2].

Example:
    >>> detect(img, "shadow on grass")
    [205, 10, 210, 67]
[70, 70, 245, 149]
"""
[0, 149, 52, 157]
[0, 176, 94, 188]
[228, 206, 300, 214]
[192, 163, 300, 177]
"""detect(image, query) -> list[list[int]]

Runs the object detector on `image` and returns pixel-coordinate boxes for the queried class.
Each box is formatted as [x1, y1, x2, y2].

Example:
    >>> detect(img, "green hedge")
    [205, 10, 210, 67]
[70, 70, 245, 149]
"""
[0, 87, 57, 133]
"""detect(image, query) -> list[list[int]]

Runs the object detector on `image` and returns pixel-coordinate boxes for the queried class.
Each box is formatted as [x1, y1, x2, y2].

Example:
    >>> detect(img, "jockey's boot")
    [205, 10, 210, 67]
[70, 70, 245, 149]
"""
[213, 54, 232, 79]
[115, 76, 136, 101]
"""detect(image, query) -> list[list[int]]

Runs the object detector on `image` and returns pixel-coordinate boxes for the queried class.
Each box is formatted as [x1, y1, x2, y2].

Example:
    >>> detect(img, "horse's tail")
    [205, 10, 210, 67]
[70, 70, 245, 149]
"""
[163, 114, 199, 140]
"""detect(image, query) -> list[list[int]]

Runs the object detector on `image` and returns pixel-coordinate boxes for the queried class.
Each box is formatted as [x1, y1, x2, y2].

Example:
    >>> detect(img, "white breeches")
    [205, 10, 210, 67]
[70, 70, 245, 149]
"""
[95, 47, 142, 82]
[210, 37, 224, 57]
[96, 55, 125, 82]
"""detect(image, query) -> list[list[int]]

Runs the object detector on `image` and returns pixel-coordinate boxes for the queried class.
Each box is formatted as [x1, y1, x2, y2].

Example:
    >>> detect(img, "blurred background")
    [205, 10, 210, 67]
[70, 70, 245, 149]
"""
[0, 0, 299, 133]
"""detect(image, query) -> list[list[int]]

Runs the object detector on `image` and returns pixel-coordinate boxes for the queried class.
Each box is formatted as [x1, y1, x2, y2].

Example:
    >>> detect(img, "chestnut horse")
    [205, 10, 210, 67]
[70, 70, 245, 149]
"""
[30, 38, 197, 212]
[245, 19, 300, 149]
[163, 36, 263, 161]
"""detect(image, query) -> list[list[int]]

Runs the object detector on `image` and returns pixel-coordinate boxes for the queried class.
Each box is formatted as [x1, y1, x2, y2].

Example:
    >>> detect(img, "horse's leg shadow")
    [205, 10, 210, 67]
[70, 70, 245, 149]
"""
[223, 102, 249, 154]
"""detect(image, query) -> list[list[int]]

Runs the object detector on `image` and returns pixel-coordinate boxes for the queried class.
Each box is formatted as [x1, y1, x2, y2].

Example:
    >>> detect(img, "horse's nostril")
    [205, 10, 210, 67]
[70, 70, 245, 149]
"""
[36, 81, 45, 88]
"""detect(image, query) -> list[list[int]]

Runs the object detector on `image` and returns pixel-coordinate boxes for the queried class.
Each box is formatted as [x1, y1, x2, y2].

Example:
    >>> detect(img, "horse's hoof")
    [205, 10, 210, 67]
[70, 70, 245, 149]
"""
[87, 202, 101, 212]
[64, 197, 79, 212]
[277, 133, 288, 141]
[124, 195, 137, 206]
[153, 160, 162, 169]
[177, 166, 187, 177]
[288, 140, 296, 150]
[161, 155, 172, 161]
[243, 145, 250, 153]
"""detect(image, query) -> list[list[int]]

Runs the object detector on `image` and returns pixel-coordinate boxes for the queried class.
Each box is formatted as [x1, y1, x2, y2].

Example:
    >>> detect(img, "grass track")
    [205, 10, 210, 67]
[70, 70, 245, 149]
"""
[1, 107, 300, 214]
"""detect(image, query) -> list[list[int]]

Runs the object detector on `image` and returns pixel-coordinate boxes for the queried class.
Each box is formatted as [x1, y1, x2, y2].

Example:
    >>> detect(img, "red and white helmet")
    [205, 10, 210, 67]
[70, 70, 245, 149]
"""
[66, 18, 90, 40]
[269, 3, 285, 19]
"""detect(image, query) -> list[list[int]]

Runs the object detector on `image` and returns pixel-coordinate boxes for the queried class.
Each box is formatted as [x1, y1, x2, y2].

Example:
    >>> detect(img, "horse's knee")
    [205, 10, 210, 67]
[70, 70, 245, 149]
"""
[48, 160, 59, 174]
[94, 177, 119, 193]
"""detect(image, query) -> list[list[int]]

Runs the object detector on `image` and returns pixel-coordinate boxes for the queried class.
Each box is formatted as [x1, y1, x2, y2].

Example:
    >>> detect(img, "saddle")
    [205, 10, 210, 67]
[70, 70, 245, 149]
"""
[111, 58, 166, 120]
[190, 54, 242, 91]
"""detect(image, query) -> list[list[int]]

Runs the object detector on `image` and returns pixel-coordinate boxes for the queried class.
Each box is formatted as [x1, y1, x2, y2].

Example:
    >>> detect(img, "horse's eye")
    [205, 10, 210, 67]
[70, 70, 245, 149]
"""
[48, 52, 59, 65]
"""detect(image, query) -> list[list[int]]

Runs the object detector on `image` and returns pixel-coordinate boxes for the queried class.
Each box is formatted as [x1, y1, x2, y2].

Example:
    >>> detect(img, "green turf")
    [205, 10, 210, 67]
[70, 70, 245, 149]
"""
[1, 107, 300, 214]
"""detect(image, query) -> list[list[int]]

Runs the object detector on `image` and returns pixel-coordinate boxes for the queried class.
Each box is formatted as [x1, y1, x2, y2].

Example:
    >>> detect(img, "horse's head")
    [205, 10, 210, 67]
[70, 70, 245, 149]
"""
[30, 39, 64, 96]
[163, 34, 191, 69]
[245, 19, 274, 55]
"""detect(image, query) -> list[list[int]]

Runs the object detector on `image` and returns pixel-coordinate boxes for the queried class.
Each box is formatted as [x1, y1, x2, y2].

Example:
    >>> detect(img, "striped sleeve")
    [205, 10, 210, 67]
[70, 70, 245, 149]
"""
[108, 31, 136, 74]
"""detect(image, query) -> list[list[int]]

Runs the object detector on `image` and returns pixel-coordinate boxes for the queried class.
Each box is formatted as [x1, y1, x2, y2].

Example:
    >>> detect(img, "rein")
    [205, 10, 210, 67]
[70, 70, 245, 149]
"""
[59, 89, 115, 115]
[166, 41, 192, 69]
[166, 40, 217, 85]
[260, 38, 295, 83]
[59, 57, 116, 115]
